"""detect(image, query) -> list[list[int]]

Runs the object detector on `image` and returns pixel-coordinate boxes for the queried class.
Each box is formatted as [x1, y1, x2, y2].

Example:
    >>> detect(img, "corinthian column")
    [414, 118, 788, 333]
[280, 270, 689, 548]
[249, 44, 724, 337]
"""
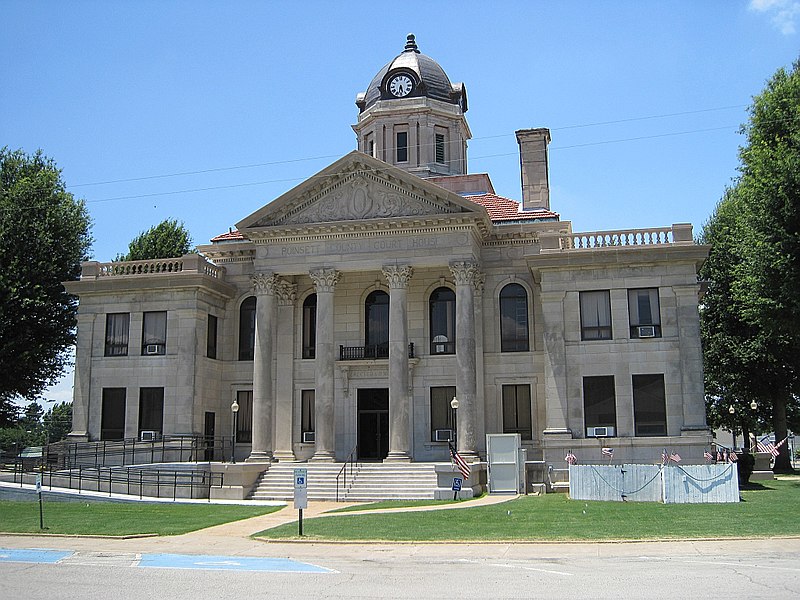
[382, 265, 413, 462]
[309, 268, 340, 461]
[273, 280, 297, 461]
[247, 273, 280, 462]
[450, 261, 481, 460]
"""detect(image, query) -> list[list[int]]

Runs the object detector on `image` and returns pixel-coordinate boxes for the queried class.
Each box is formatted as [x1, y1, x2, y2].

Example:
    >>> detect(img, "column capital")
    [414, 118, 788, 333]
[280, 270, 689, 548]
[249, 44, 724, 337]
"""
[449, 261, 481, 286]
[472, 272, 486, 294]
[275, 280, 297, 306]
[310, 268, 340, 293]
[381, 265, 413, 289]
[251, 272, 280, 296]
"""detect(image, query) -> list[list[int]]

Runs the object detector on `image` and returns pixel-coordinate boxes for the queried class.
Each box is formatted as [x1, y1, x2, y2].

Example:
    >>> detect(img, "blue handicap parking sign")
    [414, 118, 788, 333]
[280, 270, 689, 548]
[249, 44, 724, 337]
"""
[452, 477, 462, 491]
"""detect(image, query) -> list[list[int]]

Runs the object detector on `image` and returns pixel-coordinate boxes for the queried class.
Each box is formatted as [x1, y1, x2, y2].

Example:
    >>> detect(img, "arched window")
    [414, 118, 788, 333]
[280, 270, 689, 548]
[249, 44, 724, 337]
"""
[302, 294, 317, 359]
[365, 290, 390, 358]
[238, 296, 256, 361]
[500, 283, 529, 352]
[429, 287, 455, 354]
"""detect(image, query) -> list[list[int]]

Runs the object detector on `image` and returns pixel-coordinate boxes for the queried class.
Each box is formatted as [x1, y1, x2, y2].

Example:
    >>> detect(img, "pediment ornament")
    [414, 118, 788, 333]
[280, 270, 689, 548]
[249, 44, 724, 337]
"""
[261, 175, 458, 227]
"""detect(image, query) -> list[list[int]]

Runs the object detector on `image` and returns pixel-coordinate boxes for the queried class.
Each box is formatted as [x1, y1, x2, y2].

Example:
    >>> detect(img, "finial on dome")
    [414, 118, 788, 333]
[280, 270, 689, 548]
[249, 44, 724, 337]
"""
[404, 33, 420, 53]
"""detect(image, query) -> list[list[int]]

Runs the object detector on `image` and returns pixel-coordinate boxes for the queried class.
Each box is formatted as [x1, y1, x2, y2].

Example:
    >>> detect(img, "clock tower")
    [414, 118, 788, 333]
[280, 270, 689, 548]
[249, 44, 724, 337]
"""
[353, 34, 471, 179]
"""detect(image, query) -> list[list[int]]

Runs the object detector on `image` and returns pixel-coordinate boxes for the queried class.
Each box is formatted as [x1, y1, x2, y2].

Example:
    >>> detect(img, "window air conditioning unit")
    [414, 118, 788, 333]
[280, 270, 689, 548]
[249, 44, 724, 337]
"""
[145, 344, 161, 355]
[302, 431, 316, 444]
[140, 430, 159, 442]
[638, 326, 656, 338]
[586, 426, 615, 438]
[434, 429, 454, 442]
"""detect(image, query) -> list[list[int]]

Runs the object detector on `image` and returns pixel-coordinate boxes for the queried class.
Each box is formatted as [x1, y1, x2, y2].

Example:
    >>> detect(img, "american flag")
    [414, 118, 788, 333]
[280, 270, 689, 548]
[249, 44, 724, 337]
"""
[662, 449, 681, 463]
[565, 451, 577, 465]
[601, 447, 614, 458]
[729, 450, 738, 462]
[670, 452, 681, 463]
[704, 450, 713, 462]
[449, 442, 471, 480]
[757, 441, 777, 456]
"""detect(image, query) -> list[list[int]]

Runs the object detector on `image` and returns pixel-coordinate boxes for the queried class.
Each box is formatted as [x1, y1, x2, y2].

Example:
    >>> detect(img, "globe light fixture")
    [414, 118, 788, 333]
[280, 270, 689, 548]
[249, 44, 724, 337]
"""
[728, 405, 735, 415]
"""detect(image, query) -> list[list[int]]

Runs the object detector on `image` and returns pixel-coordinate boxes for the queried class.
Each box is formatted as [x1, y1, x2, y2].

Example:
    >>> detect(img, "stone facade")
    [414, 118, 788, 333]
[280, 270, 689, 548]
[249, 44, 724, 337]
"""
[64, 35, 711, 469]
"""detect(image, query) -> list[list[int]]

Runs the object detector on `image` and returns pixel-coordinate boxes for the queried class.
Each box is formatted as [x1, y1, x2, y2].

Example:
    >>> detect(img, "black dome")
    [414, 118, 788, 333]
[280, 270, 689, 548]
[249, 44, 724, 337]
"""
[357, 34, 466, 113]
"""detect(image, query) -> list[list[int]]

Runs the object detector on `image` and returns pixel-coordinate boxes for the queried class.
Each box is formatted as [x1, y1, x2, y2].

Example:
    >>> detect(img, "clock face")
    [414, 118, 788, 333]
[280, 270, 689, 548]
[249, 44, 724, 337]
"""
[389, 74, 413, 97]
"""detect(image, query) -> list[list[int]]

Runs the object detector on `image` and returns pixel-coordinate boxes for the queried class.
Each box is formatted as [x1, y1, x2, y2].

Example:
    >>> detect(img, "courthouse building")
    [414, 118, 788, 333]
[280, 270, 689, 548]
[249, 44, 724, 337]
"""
[66, 35, 711, 472]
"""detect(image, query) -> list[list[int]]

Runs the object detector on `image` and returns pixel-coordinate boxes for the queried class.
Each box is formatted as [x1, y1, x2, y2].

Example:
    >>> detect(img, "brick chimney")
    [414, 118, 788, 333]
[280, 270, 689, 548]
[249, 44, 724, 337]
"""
[515, 128, 551, 211]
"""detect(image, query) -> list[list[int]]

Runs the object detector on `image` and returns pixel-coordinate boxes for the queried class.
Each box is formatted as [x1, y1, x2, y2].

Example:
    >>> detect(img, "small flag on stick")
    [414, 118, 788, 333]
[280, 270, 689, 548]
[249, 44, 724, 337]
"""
[704, 450, 713, 462]
[565, 451, 577, 465]
[449, 442, 471, 480]
[601, 447, 614, 462]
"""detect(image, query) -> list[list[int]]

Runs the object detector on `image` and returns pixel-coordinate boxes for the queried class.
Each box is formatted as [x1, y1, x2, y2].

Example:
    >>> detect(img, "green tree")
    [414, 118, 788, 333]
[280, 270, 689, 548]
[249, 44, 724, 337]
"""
[0, 149, 92, 424]
[42, 401, 72, 444]
[701, 59, 800, 472]
[116, 218, 193, 261]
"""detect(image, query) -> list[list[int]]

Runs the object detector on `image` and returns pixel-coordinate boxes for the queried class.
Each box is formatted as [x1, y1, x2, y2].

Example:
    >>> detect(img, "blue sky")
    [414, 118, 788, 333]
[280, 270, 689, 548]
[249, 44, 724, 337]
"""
[2, 1, 798, 405]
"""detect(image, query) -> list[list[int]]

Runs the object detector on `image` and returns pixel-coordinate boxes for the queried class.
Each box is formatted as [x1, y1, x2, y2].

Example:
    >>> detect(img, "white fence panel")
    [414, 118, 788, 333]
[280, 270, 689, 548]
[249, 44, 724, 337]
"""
[569, 464, 662, 502]
[662, 463, 739, 504]
[569, 463, 739, 503]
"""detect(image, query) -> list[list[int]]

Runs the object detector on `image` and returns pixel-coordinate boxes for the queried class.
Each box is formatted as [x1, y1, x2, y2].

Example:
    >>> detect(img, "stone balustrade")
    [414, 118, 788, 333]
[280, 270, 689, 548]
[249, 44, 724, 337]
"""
[79, 253, 225, 279]
[540, 223, 694, 253]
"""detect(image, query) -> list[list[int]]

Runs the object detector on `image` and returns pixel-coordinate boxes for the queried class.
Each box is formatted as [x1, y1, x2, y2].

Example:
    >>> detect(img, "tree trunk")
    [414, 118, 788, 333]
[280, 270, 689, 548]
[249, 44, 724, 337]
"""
[772, 392, 794, 473]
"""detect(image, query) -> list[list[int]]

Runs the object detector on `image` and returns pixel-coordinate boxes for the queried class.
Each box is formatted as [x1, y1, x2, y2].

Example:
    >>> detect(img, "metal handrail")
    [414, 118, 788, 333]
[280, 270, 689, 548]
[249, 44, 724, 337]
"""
[339, 343, 415, 360]
[335, 444, 359, 502]
[10, 462, 224, 501]
[22, 435, 236, 471]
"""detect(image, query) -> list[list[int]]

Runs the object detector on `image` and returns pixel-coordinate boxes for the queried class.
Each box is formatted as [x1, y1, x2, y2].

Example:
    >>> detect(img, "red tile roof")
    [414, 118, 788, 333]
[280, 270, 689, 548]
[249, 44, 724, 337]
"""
[210, 230, 245, 242]
[466, 193, 560, 222]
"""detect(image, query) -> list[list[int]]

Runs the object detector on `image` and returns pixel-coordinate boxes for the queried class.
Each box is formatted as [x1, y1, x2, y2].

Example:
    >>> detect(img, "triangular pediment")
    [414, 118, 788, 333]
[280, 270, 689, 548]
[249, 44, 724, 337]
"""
[237, 151, 486, 230]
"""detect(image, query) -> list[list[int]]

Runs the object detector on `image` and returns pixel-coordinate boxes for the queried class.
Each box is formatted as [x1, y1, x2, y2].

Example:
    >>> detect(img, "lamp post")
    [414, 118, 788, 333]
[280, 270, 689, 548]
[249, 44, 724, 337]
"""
[450, 396, 459, 446]
[230, 399, 240, 464]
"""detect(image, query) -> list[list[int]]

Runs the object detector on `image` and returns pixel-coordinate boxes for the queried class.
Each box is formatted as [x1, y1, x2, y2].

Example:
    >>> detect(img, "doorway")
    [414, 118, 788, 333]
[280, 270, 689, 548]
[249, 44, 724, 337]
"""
[204, 412, 215, 461]
[357, 388, 389, 461]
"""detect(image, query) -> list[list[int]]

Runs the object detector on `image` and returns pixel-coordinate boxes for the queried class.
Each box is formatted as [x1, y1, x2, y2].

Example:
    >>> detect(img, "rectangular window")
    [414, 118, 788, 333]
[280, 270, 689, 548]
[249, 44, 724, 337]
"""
[101, 388, 126, 440]
[236, 390, 253, 443]
[633, 374, 667, 436]
[138, 387, 164, 436]
[628, 288, 661, 338]
[365, 133, 375, 158]
[142, 311, 167, 355]
[207, 314, 218, 359]
[396, 131, 408, 163]
[580, 290, 612, 340]
[301, 390, 315, 437]
[104, 313, 130, 356]
[430, 386, 456, 441]
[435, 133, 446, 164]
[502, 384, 532, 440]
[583, 376, 616, 434]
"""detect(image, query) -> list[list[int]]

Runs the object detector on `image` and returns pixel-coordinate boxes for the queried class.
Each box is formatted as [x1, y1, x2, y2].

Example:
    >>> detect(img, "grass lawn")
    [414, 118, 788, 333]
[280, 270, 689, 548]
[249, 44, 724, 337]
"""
[329, 494, 485, 513]
[256, 477, 800, 542]
[0, 501, 282, 536]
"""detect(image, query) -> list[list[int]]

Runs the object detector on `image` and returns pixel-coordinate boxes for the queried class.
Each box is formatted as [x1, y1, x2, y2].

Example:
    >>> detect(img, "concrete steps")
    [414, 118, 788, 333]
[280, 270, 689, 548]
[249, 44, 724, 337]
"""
[247, 462, 441, 502]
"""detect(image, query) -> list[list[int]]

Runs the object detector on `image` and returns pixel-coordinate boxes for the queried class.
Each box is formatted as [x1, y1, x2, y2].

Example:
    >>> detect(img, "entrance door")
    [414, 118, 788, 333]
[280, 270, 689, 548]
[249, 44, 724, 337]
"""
[204, 412, 215, 461]
[357, 389, 389, 461]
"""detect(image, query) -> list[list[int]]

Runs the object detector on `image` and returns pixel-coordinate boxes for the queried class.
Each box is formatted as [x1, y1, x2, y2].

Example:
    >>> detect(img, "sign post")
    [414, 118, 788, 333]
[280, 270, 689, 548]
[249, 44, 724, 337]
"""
[452, 477, 462, 501]
[35, 473, 44, 529]
[293, 468, 308, 537]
